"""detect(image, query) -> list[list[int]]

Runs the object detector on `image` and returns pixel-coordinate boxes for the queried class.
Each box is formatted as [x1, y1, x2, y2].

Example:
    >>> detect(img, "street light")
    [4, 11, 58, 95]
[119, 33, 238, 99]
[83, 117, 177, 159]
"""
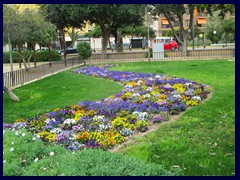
[147, 5, 150, 62]
[213, 30, 217, 44]
[192, 11, 195, 50]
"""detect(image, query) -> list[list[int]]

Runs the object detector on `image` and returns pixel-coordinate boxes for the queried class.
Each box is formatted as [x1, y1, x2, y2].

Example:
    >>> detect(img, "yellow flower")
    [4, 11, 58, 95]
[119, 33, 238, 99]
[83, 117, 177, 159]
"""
[53, 108, 60, 112]
[186, 100, 198, 106]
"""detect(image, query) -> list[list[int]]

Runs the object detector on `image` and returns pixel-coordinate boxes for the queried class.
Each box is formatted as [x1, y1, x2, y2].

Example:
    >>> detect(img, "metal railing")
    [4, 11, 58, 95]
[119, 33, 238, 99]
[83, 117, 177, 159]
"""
[3, 48, 235, 89]
[3, 58, 85, 89]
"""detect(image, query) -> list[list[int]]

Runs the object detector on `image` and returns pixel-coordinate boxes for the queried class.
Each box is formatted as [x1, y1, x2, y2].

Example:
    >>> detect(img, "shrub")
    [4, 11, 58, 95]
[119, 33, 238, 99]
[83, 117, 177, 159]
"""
[3, 129, 66, 176]
[3, 50, 61, 63]
[25, 148, 182, 176]
[36, 50, 61, 62]
[77, 42, 92, 59]
[3, 129, 182, 176]
[3, 51, 30, 63]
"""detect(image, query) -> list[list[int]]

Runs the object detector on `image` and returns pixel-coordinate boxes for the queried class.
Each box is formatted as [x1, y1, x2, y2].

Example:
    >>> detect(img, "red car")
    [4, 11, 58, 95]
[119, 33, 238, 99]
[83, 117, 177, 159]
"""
[163, 40, 178, 51]
[149, 40, 178, 51]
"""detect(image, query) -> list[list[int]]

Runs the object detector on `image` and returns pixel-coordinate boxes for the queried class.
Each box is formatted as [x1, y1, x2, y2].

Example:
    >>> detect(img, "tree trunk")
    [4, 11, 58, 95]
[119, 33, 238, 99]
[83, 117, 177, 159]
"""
[48, 43, 52, 67]
[17, 44, 22, 69]
[60, 29, 67, 61]
[27, 50, 33, 68]
[117, 28, 123, 53]
[113, 32, 117, 51]
[182, 37, 188, 57]
[101, 29, 110, 59]
[3, 86, 19, 102]
[33, 43, 37, 68]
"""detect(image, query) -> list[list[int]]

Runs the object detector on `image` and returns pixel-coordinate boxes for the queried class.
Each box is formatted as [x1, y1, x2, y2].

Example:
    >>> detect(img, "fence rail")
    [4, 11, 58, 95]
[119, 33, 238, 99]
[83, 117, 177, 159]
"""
[3, 58, 85, 89]
[3, 48, 235, 89]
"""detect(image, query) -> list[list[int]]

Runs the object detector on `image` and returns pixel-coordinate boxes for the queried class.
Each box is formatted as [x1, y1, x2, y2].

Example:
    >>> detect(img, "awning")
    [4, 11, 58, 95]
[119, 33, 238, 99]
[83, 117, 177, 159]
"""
[197, 18, 206, 24]
[161, 19, 169, 25]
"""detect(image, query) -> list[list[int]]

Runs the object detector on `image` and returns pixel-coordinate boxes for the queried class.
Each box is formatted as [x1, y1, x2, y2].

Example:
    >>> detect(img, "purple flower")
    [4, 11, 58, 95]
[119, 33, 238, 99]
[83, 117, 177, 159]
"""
[3, 123, 13, 129]
[72, 124, 85, 132]
[150, 115, 164, 123]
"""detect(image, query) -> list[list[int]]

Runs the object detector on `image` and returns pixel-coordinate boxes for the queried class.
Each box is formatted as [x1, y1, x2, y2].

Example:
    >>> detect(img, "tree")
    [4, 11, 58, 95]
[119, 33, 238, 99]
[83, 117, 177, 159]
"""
[3, 4, 29, 69]
[220, 18, 235, 44]
[150, 4, 195, 54]
[3, 86, 19, 102]
[122, 25, 156, 48]
[197, 4, 235, 18]
[70, 4, 145, 56]
[205, 10, 235, 45]
[67, 27, 80, 46]
[40, 4, 85, 60]
[4, 5, 56, 68]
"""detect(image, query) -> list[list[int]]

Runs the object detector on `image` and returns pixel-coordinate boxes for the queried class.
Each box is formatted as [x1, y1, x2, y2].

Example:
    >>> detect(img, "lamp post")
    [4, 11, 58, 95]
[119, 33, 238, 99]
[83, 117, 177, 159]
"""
[147, 5, 150, 62]
[213, 30, 216, 44]
[192, 11, 195, 50]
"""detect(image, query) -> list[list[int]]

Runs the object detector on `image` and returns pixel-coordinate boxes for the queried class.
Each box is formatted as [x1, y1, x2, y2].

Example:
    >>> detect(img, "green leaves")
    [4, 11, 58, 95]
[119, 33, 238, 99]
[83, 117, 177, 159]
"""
[77, 42, 92, 59]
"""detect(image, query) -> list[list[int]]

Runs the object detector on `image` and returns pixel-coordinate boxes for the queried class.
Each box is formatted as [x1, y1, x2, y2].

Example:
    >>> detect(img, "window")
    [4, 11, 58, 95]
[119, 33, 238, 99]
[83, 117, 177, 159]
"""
[174, 20, 179, 27]
[185, 20, 190, 26]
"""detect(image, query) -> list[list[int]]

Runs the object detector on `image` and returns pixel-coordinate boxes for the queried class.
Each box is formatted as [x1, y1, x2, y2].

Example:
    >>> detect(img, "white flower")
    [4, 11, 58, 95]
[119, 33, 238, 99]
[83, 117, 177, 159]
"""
[43, 168, 47, 170]
[32, 137, 36, 141]
[50, 128, 62, 134]
[146, 87, 153, 92]
[3, 151, 4, 154]
[15, 131, 19, 136]
[22, 133, 26, 137]
[185, 82, 192, 86]
[11, 142, 14, 145]
[10, 148, 14, 152]
[3, 160, 5, 163]
[63, 118, 76, 125]
[49, 152, 54, 156]
[22, 159, 26, 163]
[192, 96, 201, 102]
[45, 118, 51, 124]
[34, 157, 38, 163]
[3, 131, 5, 135]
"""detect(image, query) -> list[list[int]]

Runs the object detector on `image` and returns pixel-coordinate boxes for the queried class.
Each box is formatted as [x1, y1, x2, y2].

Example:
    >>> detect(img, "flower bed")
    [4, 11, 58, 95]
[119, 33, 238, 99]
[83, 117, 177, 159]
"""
[3, 64, 213, 151]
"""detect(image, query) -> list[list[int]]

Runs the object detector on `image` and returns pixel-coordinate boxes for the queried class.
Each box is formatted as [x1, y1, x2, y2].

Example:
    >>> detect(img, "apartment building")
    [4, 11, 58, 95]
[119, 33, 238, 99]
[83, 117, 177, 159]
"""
[157, 8, 207, 37]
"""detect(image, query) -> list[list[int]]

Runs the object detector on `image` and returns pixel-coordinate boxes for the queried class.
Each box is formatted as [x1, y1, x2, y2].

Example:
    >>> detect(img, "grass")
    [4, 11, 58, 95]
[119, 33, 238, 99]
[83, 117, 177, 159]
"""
[109, 60, 235, 176]
[3, 68, 123, 124]
[3, 59, 235, 176]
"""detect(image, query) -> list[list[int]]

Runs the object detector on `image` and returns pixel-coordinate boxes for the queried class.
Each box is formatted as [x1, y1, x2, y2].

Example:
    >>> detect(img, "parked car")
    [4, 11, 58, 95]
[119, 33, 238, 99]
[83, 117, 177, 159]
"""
[57, 45, 77, 55]
[164, 40, 178, 51]
[149, 40, 178, 51]
[36, 47, 49, 51]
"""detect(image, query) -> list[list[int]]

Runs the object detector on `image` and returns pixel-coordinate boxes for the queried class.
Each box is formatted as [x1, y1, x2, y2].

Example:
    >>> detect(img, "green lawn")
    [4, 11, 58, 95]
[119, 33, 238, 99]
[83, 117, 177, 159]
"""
[110, 60, 235, 176]
[3, 59, 235, 176]
[3, 69, 123, 123]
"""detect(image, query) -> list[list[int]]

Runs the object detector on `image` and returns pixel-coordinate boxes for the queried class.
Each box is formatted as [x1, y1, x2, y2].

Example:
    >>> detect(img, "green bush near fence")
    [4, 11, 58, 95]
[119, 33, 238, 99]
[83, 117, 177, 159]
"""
[3, 50, 61, 63]
[77, 42, 92, 59]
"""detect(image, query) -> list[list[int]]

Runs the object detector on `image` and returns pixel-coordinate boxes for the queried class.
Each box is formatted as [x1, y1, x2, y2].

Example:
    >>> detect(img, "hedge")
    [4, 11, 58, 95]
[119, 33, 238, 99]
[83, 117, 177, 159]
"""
[3, 50, 61, 63]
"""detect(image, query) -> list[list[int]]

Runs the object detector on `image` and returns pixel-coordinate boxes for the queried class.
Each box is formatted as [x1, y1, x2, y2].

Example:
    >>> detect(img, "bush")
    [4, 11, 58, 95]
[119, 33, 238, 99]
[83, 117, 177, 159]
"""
[77, 42, 92, 59]
[3, 50, 61, 63]
[3, 129, 182, 176]
[36, 50, 61, 62]
[3, 51, 30, 63]
[25, 148, 182, 176]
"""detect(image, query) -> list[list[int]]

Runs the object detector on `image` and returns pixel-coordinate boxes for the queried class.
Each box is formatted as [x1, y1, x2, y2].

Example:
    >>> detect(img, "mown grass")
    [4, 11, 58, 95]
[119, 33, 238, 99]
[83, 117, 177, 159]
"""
[3, 69, 123, 124]
[3, 59, 235, 176]
[109, 60, 235, 176]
